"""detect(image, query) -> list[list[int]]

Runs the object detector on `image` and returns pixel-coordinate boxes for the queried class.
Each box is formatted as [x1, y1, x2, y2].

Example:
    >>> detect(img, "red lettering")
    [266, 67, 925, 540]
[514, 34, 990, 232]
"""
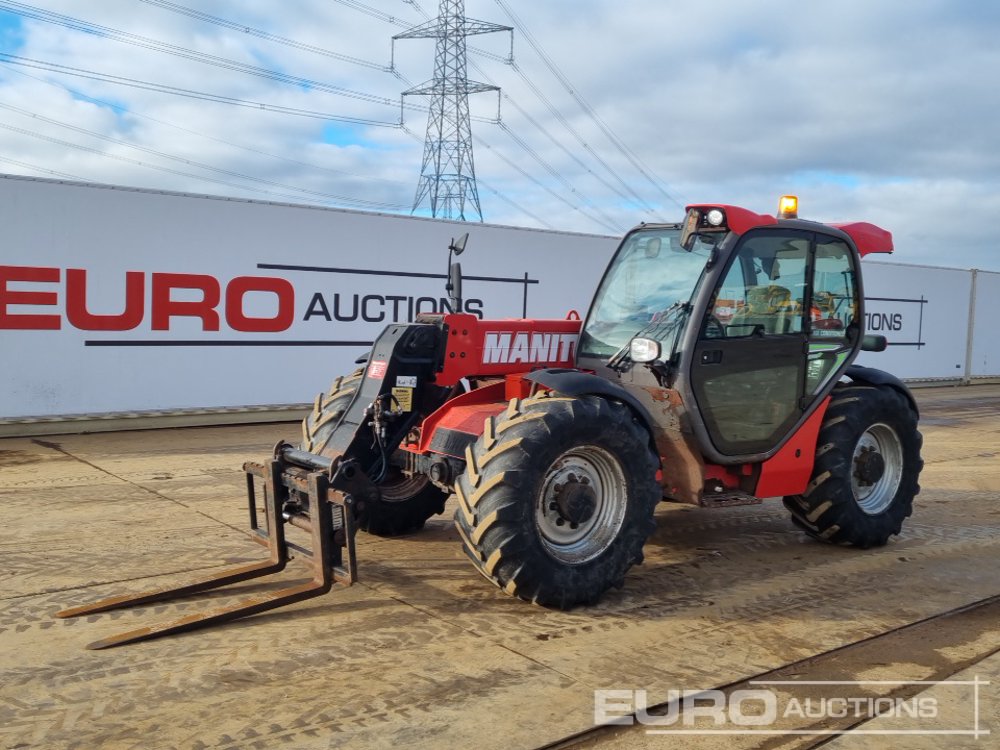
[65, 269, 145, 331]
[225, 276, 295, 333]
[1, 268, 294, 333]
[151, 273, 220, 331]
[0, 265, 61, 329]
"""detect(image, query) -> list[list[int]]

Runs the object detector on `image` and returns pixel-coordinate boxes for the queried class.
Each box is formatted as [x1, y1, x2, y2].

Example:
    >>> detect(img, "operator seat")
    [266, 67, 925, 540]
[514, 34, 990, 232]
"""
[729, 285, 798, 334]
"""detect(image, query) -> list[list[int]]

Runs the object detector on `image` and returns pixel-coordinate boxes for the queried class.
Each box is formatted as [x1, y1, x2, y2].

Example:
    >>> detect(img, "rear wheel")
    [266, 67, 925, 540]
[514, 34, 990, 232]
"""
[784, 385, 922, 547]
[454, 392, 660, 608]
[302, 370, 447, 536]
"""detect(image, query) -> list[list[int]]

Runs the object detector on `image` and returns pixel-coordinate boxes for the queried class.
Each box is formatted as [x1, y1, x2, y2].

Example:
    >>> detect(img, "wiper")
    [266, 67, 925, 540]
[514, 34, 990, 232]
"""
[606, 302, 689, 373]
[606, 342, 632, 372]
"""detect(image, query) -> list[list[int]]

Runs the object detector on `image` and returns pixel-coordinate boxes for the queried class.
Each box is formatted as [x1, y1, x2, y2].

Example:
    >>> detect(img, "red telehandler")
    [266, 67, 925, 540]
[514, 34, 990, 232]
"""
[60, 196, 922, 648]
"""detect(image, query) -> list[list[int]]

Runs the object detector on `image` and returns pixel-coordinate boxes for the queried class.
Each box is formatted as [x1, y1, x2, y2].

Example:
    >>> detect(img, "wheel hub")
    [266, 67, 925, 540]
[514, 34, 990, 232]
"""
[850, 423, 904, 515]
[853, 446, 886, 486]
[552, 473, 598, 527]
[535, 446, 629, 565]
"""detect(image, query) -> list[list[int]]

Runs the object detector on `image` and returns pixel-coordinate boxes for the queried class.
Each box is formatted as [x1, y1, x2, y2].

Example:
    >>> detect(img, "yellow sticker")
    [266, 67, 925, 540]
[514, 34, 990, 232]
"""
[391, 387, 414, 412]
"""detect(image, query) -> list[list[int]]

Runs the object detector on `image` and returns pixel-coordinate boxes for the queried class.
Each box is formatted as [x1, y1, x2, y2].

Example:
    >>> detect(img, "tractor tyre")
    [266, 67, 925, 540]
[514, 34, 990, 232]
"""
[454, 392, 660, 609]
[783, 385, 923, 548]
[302, 369, 447, 537]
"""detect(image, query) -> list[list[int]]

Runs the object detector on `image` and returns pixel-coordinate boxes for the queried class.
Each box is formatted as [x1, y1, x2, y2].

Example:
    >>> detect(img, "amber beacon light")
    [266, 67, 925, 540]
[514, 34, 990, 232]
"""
[778, 195, 799, 219]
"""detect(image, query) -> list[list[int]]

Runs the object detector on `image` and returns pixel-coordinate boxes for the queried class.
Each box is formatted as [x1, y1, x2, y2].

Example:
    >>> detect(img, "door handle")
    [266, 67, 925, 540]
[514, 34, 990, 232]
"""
[701, 349, 723, 365]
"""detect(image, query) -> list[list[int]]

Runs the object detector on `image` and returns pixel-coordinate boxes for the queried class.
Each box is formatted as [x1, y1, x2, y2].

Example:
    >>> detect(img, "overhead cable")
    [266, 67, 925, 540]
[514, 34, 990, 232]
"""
[0, 109, 410, 210]
[4, 64, 411, 189]
[493, 0, 682, 210]
[138, 0, 392, 72]
[0, 53, 400, 127]
[0, 1, 411, 110]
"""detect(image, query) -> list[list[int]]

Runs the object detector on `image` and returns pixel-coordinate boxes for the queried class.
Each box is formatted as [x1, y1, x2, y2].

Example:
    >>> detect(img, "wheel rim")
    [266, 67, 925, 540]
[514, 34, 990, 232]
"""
[379, 471, 429, 502]
[851, 423, 903, 514]
[535, 445, 628, 564]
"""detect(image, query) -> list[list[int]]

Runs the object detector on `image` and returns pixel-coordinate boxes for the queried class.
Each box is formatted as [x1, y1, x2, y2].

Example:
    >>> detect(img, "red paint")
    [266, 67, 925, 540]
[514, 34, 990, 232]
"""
[151, 273, 221, 331]
[436, 313, 582, 387]
[0, 265, 61, 329]
[829, 222, 894, 256]
[1, 265, 299, 332]
[505, 372, 536, 400]
[686, 205, 893, 257]
[686, 204, 778, 235]
[414, 380, 508, 456]
[225, 276, 295, 333]
[65, 269, 144, 331]
[754, 396, 831, 497]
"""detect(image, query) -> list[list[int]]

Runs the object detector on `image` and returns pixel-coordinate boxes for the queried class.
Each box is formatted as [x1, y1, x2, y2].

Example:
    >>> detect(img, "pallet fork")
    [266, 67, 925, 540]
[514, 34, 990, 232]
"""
[57, 442, 366, 649]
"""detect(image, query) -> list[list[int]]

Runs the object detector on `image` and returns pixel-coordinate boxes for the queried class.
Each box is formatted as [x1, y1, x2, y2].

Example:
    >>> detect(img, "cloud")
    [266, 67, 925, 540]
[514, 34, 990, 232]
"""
[0, 0, 996, 270]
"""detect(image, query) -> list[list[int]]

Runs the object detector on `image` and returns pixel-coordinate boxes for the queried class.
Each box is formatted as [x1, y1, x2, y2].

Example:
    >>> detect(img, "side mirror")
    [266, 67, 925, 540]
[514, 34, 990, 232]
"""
[861, 334, 888, 352]
[445, 233, 469, 314]
[449, 232, 469, 256]
[679, 208, 699, 251]
[448, 261, 463, 313]
[629, 337, 661, 363]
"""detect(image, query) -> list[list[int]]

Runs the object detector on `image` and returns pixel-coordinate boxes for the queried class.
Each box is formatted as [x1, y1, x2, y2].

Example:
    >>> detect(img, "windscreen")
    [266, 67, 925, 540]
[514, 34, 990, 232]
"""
[579, 227, 715, 359]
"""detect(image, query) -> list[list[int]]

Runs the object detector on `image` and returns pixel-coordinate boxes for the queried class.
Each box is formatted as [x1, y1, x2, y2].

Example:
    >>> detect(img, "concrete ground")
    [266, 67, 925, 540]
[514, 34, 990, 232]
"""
[1, 385, 998, 750]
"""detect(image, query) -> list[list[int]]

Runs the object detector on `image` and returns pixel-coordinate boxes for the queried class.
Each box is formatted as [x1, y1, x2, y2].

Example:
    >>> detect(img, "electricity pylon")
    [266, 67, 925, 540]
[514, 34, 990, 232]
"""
[393, 0, 511, 221]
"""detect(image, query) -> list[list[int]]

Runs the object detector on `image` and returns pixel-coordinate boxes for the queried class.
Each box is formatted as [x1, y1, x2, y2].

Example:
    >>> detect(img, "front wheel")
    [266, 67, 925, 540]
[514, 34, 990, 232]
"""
[454, 392, 661, 608]
[302, 370, 447, 536]
[784, 385, 923, 548]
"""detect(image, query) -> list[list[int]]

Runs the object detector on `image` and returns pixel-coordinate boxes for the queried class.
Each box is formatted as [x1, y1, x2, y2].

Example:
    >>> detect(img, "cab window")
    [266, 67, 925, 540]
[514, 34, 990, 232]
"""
[805, 237, 860, 393]
[705, 234, 810, 338]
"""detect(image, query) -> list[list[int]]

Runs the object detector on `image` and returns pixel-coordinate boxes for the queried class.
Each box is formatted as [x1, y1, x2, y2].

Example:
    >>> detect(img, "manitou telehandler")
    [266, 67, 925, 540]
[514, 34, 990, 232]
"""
[60, 196, 922, 648]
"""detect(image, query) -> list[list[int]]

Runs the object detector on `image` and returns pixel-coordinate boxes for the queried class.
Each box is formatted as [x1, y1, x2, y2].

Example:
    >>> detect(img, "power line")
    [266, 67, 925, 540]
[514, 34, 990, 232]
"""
[400, 0, 623, 229]
[506, 57, 659, 214]
[138, 0, 420, 91]
[0, 154, 89, 181]
[0, 1, 409, 111]
[332, 0, 413, 27]
[493, 0, 682, 210]
[493, 122, 624, 232]
[478, 177, 554, 229]
[0, 121, 325, 203]
[138, 0, 392, 72]
[495, 87, 642, 218]
[405, 0, 650, 220]
[1, 0, 639, 229]
[476, 128, 621, 233]
[0, 53, 400, 128]
[0, 105, 411, 210]
[4, 64, 412, 190]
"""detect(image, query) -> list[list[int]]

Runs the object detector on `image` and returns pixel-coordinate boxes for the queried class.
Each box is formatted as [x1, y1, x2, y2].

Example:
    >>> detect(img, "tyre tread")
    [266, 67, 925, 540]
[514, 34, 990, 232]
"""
[784, 384, 922, 547]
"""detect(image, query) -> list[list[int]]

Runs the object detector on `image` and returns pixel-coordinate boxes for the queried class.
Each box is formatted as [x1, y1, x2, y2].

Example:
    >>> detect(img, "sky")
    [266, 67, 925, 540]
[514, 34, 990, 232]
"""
[0, 0, 998, 271]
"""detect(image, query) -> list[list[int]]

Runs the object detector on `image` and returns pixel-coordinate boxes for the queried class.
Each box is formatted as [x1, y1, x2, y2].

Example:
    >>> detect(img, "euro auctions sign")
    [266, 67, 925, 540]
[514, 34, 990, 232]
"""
[0, 265, 485, 335]
[0, 266, 297, 333]
[0, 175, 613, 418]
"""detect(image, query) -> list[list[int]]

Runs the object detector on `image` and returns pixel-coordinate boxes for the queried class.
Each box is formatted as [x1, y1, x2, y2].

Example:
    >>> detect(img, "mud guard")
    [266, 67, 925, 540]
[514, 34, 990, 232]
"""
[524, 369, 658, 436]
[844, 364, 919, 417]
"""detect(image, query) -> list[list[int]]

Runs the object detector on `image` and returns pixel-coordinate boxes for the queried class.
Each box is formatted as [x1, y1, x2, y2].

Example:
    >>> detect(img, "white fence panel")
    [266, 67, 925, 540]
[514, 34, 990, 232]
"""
[969, 270, 1000, 379]
[0, 176, 612, 418]
[3, 174, 999, 422]
[856, 262, 974, 381]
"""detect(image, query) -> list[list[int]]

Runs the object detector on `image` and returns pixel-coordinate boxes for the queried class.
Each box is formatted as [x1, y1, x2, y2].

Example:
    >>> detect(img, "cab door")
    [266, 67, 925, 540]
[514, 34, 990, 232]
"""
[690, 229, 813, 457]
